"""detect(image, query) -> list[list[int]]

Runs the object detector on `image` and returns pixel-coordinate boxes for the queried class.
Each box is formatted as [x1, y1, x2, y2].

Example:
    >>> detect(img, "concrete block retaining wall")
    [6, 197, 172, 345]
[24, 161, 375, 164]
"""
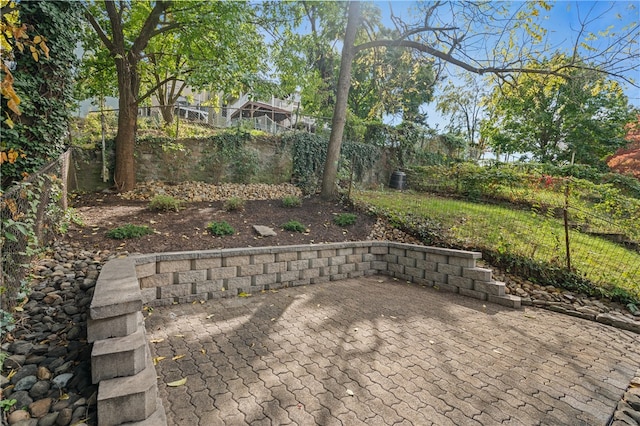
[88, 241, 519, 425]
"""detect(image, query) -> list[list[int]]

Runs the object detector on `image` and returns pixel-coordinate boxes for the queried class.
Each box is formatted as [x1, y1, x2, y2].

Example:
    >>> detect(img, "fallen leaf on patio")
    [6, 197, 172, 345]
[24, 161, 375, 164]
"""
[149, 338, 164, 343]
[167, 378, 187, 387]
[172, 354, 185, 361]
[59, 393, 69, 400]
[271, 318, 276, 321]
[206, 314, 214, 319]
[493, 349, 502, 354]
[346, 389, 354, 396]
[174, 334, 185, 338]
[524, 314, 536, 319]
[201, 349, 206, 355]
[153, 356, 166, 365]
[429, 340, 435, 344]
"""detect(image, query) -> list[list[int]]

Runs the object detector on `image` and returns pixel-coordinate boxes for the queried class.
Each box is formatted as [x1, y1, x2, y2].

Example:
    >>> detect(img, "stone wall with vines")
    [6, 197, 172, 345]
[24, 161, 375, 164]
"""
[73, 130, 392, 193]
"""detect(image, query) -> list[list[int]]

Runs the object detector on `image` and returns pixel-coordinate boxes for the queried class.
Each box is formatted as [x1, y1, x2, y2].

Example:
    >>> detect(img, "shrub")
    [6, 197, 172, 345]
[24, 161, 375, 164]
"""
[149, 194, 183, 212]
[223, 197, 245, 212]
[334, 213, 357, 227]
[207, 221, 235, 236]
[282, 220, 306, 233]
[107, 224, 153, 239]
[282, 195, 302, 208]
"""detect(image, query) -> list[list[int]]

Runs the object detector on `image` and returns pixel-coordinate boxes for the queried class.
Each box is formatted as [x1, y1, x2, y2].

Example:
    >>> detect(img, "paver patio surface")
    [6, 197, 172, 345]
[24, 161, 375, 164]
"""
[145, 276, 640, 425]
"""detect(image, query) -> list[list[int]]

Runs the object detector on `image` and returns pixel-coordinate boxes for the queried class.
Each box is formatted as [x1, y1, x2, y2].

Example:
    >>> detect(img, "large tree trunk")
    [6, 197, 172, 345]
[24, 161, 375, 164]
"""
[113, 56, 138, 192]
[320, 1, 360, 200]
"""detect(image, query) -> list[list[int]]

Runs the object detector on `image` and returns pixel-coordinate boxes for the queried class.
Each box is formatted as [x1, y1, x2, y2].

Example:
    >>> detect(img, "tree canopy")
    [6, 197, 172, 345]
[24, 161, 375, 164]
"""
[482, 55, 633, 166]
[82, 1, 268, 191]
[318, 0, 639, 198]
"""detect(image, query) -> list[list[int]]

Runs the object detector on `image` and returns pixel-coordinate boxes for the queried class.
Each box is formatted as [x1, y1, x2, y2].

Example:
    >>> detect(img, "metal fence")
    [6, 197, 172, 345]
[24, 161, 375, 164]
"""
[0, 150, 71, 312]
[398, 167, 640, 300]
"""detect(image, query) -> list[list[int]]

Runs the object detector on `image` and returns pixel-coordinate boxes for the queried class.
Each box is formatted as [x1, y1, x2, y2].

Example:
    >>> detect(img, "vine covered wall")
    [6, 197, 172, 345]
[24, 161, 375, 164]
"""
[72, 131, 393, 193]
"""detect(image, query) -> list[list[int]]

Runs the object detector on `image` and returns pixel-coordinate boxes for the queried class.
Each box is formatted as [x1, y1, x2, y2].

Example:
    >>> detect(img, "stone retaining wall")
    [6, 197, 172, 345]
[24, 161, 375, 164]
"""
[88, 241, 519, 425]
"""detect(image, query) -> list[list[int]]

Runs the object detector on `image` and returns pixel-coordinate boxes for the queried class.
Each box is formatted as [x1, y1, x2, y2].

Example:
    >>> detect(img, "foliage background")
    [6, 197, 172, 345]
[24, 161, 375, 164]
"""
[1, 0, 80, 189]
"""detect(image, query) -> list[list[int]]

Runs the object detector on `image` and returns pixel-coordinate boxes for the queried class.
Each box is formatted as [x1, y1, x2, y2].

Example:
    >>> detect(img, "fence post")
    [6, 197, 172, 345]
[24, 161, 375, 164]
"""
[61, 150, 70, 211]
[563, 178, 572, 271]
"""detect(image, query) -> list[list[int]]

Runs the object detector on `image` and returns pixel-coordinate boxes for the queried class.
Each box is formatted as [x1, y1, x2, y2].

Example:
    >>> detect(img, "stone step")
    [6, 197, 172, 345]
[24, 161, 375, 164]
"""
[91, 323, 147, 383]
[97, 356, 158, 426]
[488, 294, 522, 309]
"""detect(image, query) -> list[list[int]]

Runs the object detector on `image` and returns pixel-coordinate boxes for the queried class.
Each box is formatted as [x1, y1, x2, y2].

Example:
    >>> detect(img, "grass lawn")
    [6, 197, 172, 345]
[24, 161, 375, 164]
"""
[354, 190, 640, 302]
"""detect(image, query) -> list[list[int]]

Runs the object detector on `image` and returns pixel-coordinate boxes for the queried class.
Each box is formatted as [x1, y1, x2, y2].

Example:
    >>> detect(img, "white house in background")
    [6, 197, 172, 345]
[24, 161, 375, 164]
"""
[145, 87, 317, 134]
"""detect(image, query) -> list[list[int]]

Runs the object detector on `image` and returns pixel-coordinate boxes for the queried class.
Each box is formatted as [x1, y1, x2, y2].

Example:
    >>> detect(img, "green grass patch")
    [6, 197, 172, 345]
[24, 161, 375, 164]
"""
[149, 194, 183, 212]
[282, 220, 306, 233]
[354, 190, 640, 303]
[107, 224, 153, 239]
[207, 221, 235, 236]
[223, 197, 245, 212]
[282, 195, 302, 208]
[334, 213, 357, 227]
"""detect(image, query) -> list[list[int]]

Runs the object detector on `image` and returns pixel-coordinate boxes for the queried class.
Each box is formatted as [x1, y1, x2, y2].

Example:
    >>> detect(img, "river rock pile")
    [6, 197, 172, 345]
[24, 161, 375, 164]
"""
[0, 241, 113, 426]
[120, 181, 303, 202]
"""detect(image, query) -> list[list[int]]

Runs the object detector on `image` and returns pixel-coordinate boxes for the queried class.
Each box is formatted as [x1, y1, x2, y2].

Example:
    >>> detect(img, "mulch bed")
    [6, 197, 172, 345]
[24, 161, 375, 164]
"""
[66, 193, 377, 254]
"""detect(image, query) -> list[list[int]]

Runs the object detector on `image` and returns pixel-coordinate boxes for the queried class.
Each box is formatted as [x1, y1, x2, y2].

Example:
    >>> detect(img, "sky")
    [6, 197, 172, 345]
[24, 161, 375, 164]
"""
[379, 1, 640, 128]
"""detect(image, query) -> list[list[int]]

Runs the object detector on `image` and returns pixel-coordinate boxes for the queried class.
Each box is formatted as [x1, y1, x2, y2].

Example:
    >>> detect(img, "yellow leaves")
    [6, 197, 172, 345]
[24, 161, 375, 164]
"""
[30, 45, 38, 62]
[152, 356, 166, 365]
[1, 2, 49, 120]
[166, 378, 187, 387]
[172, 354, 185, 361]
[149, 338, 164, 343]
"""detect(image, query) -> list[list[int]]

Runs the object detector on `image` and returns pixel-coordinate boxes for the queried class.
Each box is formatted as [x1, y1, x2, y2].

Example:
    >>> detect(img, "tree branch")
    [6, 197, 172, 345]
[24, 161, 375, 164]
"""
[354, 39, 580, 79]
[83, 7, 114, 52]
[130, 1, 171, 56]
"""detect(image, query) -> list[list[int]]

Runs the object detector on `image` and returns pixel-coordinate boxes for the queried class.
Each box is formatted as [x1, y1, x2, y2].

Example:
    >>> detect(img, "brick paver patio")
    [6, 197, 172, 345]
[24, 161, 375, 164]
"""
[145, 276, 640, 425]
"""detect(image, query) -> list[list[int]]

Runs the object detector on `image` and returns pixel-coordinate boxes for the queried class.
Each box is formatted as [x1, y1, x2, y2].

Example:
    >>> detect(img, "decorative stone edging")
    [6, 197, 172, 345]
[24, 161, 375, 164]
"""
[88, 241, 516, 425]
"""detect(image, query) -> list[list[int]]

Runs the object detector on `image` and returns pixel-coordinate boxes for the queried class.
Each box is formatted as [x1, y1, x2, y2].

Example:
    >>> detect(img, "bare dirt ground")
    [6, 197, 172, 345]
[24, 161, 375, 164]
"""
[65, 192, 377, 254]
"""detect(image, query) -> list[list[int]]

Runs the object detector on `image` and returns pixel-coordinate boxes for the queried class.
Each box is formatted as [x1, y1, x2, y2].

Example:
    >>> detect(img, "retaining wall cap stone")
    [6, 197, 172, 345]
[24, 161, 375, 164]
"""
[90, 258, 142, 320]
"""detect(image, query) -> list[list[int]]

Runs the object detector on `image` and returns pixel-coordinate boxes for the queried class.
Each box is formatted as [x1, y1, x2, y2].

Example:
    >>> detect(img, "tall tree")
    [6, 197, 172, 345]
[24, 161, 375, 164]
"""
[483, 56, 633, 166]
[83, 1, 265, 191]
[319, 1, 639, 198]
[436, 74, 487, 159]
[140, 2, 264, 125]
[320, 1, 360, 199]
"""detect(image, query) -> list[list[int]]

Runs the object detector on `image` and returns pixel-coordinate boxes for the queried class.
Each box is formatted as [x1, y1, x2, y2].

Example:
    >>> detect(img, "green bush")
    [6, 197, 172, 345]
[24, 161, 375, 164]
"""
[282, 220, 306, 233]
[207, 221, 235, 236]
[282, 195, 302, 208]
[149, 194, 183, 212]
[334, 213, 357, 227]
[223, 197, 245, 212]
[107, 224, 153, 239]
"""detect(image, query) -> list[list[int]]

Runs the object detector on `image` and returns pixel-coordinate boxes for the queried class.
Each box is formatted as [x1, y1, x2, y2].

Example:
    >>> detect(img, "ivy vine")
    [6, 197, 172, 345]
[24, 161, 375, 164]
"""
[284, 131, 380, 194]
[1, 1, 80, 189]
